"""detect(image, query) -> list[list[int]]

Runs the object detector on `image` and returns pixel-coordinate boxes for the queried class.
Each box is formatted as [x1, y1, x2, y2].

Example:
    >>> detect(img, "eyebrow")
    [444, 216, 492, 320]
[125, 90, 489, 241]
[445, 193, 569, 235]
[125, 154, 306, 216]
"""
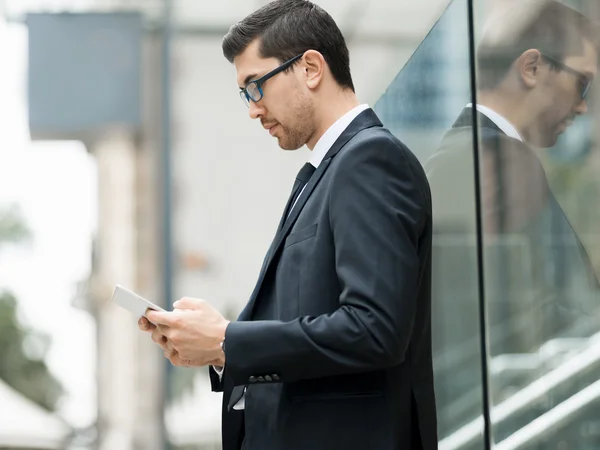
[240, 73, 259, 89]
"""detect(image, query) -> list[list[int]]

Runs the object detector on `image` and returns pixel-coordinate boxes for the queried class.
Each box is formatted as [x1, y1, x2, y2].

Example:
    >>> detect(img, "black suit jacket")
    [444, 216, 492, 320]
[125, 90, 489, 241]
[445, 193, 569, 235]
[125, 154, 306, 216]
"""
[210, 109, 437, 450]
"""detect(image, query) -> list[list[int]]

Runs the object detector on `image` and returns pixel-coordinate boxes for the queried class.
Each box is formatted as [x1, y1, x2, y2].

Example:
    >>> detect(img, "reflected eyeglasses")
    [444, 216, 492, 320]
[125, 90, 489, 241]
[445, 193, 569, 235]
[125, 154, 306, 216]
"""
[541, 53, 593, 100]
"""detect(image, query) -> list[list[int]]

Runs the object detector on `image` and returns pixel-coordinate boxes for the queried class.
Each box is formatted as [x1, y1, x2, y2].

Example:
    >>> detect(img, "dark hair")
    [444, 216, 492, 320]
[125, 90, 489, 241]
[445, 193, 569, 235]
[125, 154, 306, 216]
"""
[476, 0, 600, 90]
[222, 0, 354, 92]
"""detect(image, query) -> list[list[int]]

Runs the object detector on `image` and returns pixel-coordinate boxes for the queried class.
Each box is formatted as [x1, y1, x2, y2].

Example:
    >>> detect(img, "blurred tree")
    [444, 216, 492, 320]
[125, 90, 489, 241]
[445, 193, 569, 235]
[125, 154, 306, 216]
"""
[0, 204, 31, 244]
[0, 204, 64, 411]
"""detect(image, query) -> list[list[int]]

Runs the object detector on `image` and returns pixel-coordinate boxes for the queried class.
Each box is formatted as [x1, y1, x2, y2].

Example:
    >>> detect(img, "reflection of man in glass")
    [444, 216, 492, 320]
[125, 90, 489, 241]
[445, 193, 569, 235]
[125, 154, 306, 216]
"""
[427, 0, 599, 365]
[430, 0, 598, 233]
[476, 3, 597, 149]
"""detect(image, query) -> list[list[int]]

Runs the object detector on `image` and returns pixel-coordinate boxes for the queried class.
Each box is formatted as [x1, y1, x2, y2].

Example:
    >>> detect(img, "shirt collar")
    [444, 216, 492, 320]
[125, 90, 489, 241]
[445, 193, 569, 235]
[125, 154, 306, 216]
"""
[466, 103, 524, 142]
[309, 104, 370, 168]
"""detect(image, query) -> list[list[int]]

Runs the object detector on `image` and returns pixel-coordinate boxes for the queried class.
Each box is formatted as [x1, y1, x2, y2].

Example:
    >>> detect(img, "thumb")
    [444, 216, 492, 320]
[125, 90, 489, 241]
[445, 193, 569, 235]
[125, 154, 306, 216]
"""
[145, 309, 172, 326]
[173, 297, 205, 310]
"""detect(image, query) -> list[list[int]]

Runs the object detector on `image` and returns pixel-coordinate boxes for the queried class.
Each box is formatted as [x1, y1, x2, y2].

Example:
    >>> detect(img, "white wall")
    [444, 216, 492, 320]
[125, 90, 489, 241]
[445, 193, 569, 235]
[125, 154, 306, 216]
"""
[170, 36, 307, 312]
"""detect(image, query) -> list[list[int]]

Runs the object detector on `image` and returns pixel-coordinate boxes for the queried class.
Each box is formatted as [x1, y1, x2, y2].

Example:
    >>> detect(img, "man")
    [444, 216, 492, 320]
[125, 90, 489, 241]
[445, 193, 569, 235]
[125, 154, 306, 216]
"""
[427, 0, 600, 422]
[138, 0, 437, 449]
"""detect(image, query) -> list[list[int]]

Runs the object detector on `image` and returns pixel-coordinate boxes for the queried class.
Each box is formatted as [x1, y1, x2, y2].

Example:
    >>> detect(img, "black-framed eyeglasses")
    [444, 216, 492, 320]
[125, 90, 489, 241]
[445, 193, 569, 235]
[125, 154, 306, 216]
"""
[540, 53, 593, 99]
[239, 54, 303, 107]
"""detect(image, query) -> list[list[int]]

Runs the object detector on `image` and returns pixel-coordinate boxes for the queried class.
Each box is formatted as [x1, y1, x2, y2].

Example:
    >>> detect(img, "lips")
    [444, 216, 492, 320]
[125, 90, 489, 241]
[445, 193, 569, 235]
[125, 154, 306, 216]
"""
[262, 122, 278, 136]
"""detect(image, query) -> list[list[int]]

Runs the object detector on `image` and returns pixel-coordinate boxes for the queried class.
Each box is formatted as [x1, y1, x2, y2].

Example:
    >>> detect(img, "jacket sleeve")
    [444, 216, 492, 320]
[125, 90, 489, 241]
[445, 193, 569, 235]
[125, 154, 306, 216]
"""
[224, 134, 430, 386]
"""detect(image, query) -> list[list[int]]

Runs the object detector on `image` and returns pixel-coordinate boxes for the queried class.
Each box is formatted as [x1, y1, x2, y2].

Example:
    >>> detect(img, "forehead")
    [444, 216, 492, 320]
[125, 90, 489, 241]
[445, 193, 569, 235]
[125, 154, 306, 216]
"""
[563, 38, 599, 78]
[234, 40, 280, 88]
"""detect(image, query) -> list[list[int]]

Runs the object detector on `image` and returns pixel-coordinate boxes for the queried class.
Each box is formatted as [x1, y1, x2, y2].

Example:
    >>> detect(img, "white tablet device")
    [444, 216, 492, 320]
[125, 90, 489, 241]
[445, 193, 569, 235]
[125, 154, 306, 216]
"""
[112, 284, 166, 324]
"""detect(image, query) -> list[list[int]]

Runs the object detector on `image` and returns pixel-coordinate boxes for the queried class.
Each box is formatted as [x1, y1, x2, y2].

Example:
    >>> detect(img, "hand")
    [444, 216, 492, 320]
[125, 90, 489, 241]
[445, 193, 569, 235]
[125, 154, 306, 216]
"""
[138, 315, 189, 365]
[146, 298, 230, 368]
[138, 315, 167, 349]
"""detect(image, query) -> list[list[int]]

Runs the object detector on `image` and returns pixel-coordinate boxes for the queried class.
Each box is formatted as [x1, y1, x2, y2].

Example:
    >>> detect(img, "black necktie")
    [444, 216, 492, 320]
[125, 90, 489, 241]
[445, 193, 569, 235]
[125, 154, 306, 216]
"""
[279, 162, 316, 229]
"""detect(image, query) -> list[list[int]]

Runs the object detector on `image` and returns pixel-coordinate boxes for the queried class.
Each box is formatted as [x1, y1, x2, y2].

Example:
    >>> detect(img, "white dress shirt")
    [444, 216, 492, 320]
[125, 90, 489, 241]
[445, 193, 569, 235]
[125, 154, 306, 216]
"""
[466, 103, 524, 142]
[290, 103, 370, 212]
[218, 103, 370, 410]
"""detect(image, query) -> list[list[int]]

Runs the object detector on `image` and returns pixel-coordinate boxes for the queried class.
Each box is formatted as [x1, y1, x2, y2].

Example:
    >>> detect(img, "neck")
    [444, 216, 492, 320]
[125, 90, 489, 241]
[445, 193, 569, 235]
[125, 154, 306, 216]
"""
[476, 90, 531, 140]
[306, 90, 360, 150]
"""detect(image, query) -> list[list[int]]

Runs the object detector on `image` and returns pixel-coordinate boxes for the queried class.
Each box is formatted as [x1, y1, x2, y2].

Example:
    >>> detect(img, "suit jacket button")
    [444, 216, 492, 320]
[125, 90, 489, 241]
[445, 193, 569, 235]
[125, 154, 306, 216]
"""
[249, 376, 257, 383]
[264, 375, 272, 382]
[272, 374, 280, 381]
[257, 376, 265, 382]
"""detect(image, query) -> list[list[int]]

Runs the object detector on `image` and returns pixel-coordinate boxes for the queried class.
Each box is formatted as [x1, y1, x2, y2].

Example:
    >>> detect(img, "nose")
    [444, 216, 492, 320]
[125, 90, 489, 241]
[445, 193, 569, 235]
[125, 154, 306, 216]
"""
[248, 100, 265, 120]
[575, 97, 588, 116]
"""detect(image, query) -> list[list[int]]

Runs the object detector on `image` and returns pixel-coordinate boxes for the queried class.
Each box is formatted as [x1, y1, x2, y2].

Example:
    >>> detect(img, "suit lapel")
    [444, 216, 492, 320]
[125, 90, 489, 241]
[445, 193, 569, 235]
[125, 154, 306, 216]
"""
[235, 158, 332, 321]
[238, 109, 383, 321]
[272, 158, 331, 255]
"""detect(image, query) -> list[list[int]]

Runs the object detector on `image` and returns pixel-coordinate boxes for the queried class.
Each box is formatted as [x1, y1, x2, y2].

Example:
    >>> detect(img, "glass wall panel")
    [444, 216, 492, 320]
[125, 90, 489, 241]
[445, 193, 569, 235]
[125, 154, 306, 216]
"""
[374, 0, 486, 447]
[472, 0, 600, 448]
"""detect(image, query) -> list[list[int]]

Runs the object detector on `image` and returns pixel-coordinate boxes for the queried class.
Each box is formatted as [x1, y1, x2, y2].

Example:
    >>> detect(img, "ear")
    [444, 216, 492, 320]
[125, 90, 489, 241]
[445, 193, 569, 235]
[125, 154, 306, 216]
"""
[517, 49, 544, 89]
[300, 49, 326, 90]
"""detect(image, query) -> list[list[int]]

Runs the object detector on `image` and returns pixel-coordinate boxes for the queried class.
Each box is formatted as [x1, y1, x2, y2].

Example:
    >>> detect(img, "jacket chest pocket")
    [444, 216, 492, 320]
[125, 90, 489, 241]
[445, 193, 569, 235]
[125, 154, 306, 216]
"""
[284, 223, 318, 248]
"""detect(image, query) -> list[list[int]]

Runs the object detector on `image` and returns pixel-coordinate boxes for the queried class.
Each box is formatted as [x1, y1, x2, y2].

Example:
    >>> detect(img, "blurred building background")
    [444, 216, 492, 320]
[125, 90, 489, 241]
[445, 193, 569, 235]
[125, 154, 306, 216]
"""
[1, 0, 600, 449]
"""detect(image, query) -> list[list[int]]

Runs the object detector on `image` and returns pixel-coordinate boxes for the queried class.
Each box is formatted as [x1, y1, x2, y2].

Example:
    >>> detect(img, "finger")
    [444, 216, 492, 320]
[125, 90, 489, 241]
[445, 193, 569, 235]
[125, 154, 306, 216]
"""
[156, 324, 173, 339]
[151, 329, 168, 349]
[164, 348, 188, 367]
[146, 310, 174, 326]
[165, 339, 175, 352]
[173, 297, 205, 310]
[164, 348, 176, 362]
[145, 308, 162, 317]
[179, 357, 194, 367]
[138, 316, 155, 332]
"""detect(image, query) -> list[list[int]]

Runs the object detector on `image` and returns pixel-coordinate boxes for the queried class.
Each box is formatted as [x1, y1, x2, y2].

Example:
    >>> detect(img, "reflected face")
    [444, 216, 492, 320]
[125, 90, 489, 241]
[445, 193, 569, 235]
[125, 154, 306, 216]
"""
[535, 39, 597, 147]
[233, 40, 315, 150]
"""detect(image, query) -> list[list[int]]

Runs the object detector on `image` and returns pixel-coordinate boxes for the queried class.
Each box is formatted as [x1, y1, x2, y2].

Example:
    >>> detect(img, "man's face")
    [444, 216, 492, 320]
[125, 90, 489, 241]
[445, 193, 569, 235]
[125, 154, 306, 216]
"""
[534, 38, 597, 147]
[234, 40, 315, 151]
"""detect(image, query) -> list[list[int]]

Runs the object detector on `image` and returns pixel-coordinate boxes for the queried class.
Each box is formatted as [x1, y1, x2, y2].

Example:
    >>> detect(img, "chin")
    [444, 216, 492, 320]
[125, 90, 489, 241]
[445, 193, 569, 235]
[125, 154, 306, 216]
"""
[536, 138, 559, 149]
[278, 138, 304, 151]
[529, 132, 559, 149]
[280, 145, 304, 151]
